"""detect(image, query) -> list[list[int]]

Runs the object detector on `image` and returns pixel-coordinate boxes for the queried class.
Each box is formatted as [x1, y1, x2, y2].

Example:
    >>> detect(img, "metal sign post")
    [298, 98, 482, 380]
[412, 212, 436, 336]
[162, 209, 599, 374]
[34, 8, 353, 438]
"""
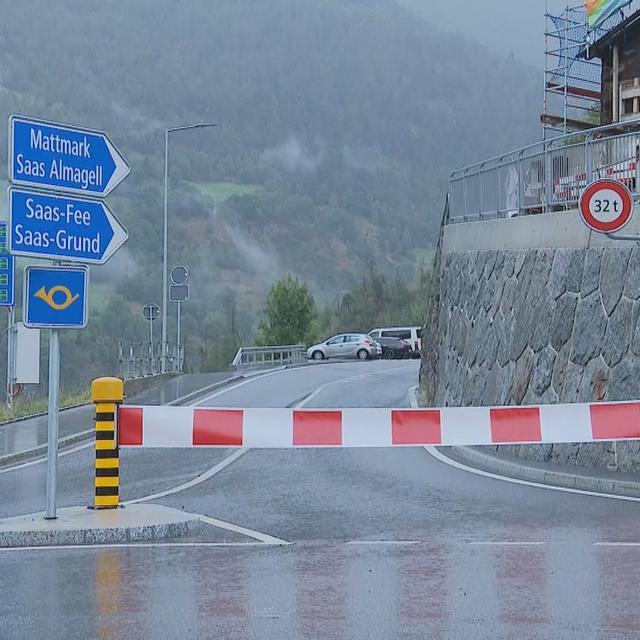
[143, 304, 160, 375]
[170, 266, 189, 374]
[45, 328, 60, 519]
[8, 114, 130, 519]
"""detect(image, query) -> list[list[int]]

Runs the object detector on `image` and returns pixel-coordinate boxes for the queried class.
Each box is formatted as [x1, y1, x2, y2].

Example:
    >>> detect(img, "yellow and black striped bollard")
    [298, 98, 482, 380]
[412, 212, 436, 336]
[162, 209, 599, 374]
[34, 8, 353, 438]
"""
[90, 377, 124, 509]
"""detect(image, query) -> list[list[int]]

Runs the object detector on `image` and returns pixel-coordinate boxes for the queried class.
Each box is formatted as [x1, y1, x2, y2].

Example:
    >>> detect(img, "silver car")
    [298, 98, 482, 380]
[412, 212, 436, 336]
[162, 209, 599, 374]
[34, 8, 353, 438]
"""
[307, 333, 381, 361]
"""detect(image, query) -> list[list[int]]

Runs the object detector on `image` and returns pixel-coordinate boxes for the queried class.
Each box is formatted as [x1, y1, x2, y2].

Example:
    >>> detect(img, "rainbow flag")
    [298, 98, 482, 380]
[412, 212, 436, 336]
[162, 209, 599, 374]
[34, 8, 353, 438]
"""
[585, 0, 631, 29]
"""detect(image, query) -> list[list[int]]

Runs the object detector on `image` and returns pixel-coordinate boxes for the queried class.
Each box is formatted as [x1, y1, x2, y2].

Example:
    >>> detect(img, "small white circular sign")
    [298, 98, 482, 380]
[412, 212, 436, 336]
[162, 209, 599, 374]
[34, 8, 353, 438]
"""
[587, 188, 625, 224]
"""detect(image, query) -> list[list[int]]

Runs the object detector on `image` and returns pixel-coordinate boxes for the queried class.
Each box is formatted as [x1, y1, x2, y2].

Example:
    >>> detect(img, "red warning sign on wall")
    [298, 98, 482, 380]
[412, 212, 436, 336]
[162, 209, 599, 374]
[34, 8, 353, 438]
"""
[579, 179, 633, 234]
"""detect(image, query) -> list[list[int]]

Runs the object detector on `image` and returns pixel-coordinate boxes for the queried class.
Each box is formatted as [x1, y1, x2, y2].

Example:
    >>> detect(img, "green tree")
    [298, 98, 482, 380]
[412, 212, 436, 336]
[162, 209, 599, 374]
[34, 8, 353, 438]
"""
[257, 277, 317, 346]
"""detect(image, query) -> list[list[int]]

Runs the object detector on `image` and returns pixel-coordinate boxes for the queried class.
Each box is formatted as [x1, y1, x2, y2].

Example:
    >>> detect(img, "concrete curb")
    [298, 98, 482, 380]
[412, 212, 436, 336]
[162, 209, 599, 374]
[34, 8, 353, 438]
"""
[0, 504, 202, 547]
[451, 446, 640, 498]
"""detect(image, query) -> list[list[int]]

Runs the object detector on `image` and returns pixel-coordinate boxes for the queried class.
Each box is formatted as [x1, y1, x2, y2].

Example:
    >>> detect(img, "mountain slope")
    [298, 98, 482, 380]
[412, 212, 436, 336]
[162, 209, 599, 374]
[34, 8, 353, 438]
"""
[0, 0, 541, 377]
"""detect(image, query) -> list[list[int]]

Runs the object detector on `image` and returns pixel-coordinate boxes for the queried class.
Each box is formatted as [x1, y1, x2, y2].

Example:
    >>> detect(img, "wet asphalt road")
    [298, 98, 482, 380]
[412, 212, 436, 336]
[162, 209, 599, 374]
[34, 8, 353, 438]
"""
[2, 361, 640, 639]
[0, 372, 233, 459]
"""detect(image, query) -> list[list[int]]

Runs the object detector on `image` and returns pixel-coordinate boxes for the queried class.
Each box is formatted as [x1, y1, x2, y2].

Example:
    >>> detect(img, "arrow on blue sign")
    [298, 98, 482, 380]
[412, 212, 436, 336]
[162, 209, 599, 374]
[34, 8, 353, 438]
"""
[9, 115, 130, 197]
[9, 188, 128, 265]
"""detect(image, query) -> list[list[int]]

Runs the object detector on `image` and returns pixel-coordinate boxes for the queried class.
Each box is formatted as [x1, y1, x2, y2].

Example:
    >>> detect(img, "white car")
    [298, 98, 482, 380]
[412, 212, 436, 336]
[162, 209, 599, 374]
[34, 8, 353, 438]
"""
[307, 333, 381, 361]
[368, 326, 422, 358]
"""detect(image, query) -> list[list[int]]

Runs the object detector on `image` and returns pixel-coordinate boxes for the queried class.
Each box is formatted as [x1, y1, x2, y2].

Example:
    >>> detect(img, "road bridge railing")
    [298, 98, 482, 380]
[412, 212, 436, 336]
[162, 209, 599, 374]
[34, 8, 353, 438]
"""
[231, 344, 306, 370]
[449, 117, 640, 224]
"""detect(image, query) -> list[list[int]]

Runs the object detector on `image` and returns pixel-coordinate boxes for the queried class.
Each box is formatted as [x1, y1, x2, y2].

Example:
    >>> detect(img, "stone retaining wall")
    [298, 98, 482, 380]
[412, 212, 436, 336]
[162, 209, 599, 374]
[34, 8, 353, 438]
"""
[423, 246, 640, 472]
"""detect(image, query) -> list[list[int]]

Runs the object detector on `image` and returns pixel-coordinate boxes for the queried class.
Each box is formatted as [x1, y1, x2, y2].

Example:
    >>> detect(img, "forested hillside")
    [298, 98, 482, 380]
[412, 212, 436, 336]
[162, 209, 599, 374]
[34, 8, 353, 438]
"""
[0, 0, 540, 380]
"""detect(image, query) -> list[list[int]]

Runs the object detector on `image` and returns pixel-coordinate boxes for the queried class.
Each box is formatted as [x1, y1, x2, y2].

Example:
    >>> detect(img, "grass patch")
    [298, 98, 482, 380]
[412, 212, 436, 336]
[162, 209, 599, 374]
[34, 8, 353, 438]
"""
[0, 388, 91, 423]
[193, 182, 262, 203]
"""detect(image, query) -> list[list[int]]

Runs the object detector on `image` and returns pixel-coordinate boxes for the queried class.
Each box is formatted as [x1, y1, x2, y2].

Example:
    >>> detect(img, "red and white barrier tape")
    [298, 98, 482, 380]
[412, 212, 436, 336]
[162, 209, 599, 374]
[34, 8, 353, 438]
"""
[118, 402, 640, 448]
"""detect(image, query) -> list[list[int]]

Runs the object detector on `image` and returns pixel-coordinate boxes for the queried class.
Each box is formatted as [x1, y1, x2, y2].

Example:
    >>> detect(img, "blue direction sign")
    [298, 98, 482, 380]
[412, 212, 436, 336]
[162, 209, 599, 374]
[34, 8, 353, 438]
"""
[9, 115, 130, 197]
[24, 265, 88, 329]
[0, 222, 15, 307]
[9, 188, 128, 264]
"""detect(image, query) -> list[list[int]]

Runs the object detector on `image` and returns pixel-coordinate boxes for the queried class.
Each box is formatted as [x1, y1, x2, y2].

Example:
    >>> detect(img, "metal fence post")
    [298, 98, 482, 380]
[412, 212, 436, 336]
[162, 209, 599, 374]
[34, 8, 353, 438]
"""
[517, 151, 524, 216]
[586, 132, 593, 183]
[90, 377, 124, 510]
[478, 164, 484, 219]
[545, 141, 553, 213]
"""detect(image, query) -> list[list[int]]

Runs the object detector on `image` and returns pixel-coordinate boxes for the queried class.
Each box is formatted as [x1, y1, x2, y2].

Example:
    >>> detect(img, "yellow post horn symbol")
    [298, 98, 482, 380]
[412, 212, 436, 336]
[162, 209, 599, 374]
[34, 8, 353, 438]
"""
[35, 285, 79, 311]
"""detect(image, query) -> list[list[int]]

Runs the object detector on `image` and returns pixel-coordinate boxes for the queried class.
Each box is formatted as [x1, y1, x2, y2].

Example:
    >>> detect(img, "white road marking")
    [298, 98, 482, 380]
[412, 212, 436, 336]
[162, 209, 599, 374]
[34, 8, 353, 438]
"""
[300, 364, 413, 407]
[409, 384, 640, 505]
[0, 542, 281, 552]
[468, 541, 545, 546]
[193, 368, 297, 406]
[123, 449, 248, 505]
[345, 540, 420, 545]
[593, 542, 640, 547]
[198, 514, 290, 545]
[425, 445, 640, 504]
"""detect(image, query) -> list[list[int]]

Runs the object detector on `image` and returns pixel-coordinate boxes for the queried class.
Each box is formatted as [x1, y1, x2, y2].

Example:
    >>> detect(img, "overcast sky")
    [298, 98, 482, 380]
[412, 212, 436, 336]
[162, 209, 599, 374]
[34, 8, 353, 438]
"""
[418, 0, 638, 67]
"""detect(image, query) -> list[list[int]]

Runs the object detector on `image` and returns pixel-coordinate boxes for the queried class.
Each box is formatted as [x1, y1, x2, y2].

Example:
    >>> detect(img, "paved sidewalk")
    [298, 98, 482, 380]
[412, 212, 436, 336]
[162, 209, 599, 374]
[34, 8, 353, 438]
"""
[0, 504, 201, 547]
[0, 372, 233, 461]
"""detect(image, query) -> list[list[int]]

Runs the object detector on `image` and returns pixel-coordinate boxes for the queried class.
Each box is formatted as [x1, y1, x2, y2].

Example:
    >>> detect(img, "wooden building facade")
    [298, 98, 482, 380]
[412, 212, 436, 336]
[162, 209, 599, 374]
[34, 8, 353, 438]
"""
[587, 10, 640, 125]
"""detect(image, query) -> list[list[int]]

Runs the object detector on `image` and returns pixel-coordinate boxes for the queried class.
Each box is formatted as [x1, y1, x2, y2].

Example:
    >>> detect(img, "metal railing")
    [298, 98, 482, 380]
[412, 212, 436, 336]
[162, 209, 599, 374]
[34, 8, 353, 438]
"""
[119, 341, 183, 379]
[231, 344, 306, 370]
[448, 118, 640, 224]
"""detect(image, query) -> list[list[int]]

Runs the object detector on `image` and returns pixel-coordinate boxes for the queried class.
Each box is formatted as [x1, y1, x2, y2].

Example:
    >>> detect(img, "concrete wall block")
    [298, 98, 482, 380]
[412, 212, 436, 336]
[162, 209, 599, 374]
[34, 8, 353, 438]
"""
[551, 342, 570, 398]
[532, 346, 556, 396]
[481, 276, 496, 313]
[514, 251, 527, 278]
[577, 356, 609, 403]
[607, 357, 640, 401]
[530, 294, 555, 353]
[570, 293, 607, 366]
[581, 248, 603, 297]
[630, 301, 640, 356]
[510, 302, 533, 362]
[503, 252, 516, 278]
[625, 247, 640, 300]
[600, 247, 631, 316]
[548, 249, 571, 300]
[602, 297, 633, 368]
[495, 310, 513, 368]
[483, 251, 498, 281]
[501, 277, 517, 315]
[511, 348, 534, 404]
[496, 361, 515, 405]
[561, 362, 584, 403]
[490, 274, 506, 318]
[566, 248, 586, 293]
[550, 293, 578, 352]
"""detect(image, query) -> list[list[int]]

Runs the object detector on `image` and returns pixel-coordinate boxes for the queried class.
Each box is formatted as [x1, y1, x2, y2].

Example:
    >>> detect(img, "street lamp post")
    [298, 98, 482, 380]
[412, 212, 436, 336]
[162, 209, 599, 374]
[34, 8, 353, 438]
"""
[161, 122, 217, 373]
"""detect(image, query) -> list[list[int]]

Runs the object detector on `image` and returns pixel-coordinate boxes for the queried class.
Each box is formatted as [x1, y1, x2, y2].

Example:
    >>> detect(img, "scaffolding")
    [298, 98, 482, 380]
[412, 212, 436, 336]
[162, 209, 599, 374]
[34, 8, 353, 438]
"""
[543, 5, 599, 137]
[542, 3, 630, 138]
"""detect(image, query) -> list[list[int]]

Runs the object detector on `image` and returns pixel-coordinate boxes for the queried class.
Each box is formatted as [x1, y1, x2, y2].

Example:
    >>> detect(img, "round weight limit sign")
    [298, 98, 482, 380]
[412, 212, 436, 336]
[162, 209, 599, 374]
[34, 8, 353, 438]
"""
[579, 179, 633, 234]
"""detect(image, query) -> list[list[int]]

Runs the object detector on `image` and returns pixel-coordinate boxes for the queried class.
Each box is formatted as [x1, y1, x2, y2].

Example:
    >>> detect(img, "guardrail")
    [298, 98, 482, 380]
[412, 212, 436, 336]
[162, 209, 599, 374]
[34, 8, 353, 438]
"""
[118, 341, 183, 379]
[448, 118, 640, 224]
[231, 344, 306, 370]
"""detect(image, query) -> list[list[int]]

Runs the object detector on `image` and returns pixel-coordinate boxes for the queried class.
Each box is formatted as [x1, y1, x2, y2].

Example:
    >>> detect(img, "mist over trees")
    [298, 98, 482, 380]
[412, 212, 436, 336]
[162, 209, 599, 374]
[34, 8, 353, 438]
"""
[0, 0, 541, 382]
